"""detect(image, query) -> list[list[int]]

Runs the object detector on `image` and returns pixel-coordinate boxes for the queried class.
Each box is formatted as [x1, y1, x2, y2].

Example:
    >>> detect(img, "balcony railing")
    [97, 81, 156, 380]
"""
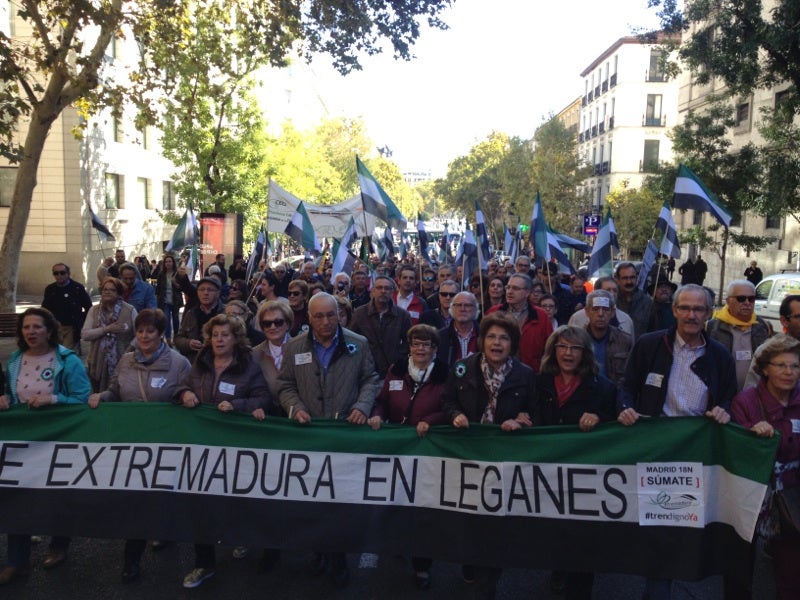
[584, 129, 591, 140]
[594, 164, 603, 176]
[598, 122, 605, 134]
[643, 115, 666, 127]
[640, 159, 660, 173]
[582, 95, 587, 107]
[594, 85, 601, 97]
[610, 73, 617, 87]
[601, 161, 610, 174]
[588, 91, 594, 103]
[602, 80, 608, 93]
[591, 125, 598, 137]
[578, 132, 584, 143]
[608, 115, 615, 129]
[646, 70, 667, 82]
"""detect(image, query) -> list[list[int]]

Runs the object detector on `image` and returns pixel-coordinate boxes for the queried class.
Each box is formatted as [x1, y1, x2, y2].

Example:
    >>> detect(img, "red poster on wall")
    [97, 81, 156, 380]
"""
[199, 213, 243, 276]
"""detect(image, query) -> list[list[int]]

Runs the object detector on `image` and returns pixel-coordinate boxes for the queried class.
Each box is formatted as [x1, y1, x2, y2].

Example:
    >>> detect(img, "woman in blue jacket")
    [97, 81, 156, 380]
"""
[0, 307, 90, 585]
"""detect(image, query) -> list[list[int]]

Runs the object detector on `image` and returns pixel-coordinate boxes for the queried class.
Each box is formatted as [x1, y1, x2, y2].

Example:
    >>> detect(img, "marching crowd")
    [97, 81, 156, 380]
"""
[1, 247, 799, 600]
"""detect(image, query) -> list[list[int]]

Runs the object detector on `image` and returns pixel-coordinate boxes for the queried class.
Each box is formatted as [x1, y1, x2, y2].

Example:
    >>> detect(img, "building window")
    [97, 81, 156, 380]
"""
[162, 181, 175, 210]
[105, 173, 121, 209]
[645, 94, 663, 126]
[692, 210, 703, 226]
[736, 103, 750, 126]
[113, 117, 124, 143]
[139, 125, 150, 150]
[647, 48, 667, 82]
[776, 89, 791, 110]
[642, 140, 660, 173]
[766, 214, 781, 229]
[138, 177, 152, 209]
[0, 166, 16, 207]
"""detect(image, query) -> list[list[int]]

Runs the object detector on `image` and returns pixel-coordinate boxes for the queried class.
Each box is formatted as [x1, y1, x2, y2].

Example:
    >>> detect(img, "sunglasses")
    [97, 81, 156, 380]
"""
[731, 295, 756, 303]
[439, 291, 457, 297]
[261, 318, 286, 329]
[423, 276, 435, 282]
[52, 270, 67, 276]
[288, 291, 303, 297]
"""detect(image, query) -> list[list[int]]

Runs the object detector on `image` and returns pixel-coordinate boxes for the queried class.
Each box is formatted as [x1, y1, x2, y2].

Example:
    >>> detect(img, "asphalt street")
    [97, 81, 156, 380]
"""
[0, 539, 731, 600]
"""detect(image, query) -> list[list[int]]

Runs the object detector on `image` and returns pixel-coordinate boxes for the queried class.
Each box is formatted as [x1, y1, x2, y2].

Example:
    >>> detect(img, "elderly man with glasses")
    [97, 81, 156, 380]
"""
[350, 275, 412, 378]
[707, 279, 774, 391]
[436, 291, 481, 367]
[485, 273, 553, 372]
[617, 282, 739, 600]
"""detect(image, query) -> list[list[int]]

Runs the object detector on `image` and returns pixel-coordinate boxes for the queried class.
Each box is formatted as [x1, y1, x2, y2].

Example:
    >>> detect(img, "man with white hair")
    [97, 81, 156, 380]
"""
[278, 292, 380, 588]
[437, 291, 480, 367]
[706, 279, 773, 391]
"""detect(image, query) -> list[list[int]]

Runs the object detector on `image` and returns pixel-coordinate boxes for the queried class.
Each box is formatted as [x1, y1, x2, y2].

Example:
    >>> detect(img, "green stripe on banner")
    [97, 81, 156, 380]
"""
[0, 404, 777, 481]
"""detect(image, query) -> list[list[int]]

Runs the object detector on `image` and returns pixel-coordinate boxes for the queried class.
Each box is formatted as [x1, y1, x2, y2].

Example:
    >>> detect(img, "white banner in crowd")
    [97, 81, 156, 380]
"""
[266, 180, 377, 239]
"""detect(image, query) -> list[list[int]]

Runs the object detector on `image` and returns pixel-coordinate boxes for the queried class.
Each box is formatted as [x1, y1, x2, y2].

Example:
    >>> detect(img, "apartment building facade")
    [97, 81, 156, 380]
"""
[0, 3, 177, 296]
[578, 35, 679, 213]
[675, 10, 799, 290]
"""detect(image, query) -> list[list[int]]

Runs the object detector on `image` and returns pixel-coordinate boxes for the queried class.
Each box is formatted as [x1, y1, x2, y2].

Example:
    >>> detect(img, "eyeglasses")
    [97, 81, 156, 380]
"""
[260, 318, 286, 329]
[729, 295, 756, 303]
[423, 276, 435, 282]
[767, 362, 800, 372]
[506, 285, 527, 292]
[674, 305, 708, 314]
[452, 302, 476, 309]
[410, 341, 433, 349]
[439, 291, 457, 297]
[555, 343, 584, 353]
[52, 270, 67, 276]
[288, 291, 303, 297]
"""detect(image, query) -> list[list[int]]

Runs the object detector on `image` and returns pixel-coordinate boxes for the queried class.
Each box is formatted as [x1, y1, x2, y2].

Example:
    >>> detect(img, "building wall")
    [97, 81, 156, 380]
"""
[675, 5, 798, 296]
[578, 37, 678, 212]
[0, 8, 178, 297]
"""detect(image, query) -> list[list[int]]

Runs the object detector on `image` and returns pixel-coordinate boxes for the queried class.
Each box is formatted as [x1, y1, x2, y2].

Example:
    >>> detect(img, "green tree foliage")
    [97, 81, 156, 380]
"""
[606, 185, 663, 258]
[435, 131, 509, 233]
[647, 99, 764, 298]
[0, 0, 452, 310]
[649, 0, 800, 222]
[529, 116, 591, 236]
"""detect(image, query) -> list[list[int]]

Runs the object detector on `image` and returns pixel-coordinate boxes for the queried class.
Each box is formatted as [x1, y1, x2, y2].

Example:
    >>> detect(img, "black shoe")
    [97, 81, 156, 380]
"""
[462, 565, 475, 584]
[121, 562, 140, 583]
[415, 571, 431, 590]
[331, 566, 350, 588]
[310, 553, 329, 576]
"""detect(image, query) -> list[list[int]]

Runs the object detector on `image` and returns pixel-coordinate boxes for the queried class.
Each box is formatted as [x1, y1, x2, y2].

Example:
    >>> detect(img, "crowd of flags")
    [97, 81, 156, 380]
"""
[85, 157, 730, 294]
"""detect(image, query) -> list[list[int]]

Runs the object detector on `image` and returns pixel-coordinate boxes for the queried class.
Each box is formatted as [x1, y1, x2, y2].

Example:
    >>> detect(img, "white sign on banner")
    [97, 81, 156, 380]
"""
[636, 462, 704, 527]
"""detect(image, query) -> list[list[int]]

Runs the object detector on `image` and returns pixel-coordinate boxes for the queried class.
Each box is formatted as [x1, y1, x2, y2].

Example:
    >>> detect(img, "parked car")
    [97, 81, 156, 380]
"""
[754, 273, 800, 329]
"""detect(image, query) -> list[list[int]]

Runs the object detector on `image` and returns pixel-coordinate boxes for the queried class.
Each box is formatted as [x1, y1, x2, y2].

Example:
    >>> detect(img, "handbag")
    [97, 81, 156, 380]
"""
[756, 389, 800, 537]
[774, 484, 800, 537]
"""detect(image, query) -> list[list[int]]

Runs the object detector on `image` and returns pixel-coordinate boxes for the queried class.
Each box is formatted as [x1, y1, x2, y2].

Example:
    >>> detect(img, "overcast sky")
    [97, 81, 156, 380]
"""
[258, 0, 662, 178]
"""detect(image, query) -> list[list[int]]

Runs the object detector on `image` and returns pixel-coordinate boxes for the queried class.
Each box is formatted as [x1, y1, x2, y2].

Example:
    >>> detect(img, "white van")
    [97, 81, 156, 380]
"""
[754, 273, 800, 329]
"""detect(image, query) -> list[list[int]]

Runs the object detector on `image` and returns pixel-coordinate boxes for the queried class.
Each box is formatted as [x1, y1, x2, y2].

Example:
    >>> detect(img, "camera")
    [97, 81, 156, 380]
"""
[337, 282, 346, 291]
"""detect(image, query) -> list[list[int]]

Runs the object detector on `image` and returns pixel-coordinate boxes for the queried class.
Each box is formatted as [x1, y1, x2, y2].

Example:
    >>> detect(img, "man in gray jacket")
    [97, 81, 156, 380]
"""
[278, 292, 380, 587]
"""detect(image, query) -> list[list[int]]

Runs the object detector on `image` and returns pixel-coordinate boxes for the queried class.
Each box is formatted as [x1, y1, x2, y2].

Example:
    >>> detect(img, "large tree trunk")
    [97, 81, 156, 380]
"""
[0, 107, 57, 311]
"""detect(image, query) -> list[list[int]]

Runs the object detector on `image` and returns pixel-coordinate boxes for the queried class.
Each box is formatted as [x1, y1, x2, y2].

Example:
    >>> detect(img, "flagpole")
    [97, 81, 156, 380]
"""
[477, 235, 485, 317]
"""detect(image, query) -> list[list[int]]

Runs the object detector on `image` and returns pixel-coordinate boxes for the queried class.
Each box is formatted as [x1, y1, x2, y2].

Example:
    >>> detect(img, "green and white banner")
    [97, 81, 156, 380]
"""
[0, 404, 777, 580]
